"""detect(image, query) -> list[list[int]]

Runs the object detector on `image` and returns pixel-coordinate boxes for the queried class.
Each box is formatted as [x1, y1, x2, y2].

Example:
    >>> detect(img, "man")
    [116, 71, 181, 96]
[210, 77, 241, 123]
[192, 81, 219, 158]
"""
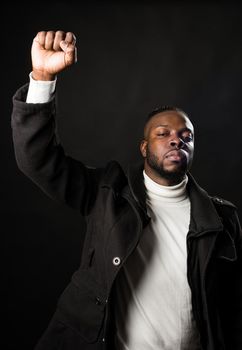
[11, 30, 242, 350]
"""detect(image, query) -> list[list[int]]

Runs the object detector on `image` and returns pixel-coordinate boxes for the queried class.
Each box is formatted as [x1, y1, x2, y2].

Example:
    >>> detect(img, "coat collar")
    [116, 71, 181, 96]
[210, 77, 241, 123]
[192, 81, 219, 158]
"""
[186, 173, 223, 235]
[127, 161, 223, 235]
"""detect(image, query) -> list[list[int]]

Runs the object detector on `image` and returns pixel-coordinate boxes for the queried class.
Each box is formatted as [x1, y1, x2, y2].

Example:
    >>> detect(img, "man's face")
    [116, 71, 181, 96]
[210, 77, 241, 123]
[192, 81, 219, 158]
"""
[140, 111, 194, 185]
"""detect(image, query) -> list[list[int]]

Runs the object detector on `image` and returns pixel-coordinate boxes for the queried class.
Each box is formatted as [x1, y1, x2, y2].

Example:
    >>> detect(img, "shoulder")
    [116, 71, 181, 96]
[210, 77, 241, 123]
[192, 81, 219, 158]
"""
[210, 196, 242, 241]
[210, 195, 237, 209]
[210, 195, 239, 224]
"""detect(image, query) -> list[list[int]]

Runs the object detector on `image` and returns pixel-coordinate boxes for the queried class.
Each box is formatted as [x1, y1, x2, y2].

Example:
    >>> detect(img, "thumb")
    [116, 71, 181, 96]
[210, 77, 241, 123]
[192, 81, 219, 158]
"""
[60, 40, 77, 66]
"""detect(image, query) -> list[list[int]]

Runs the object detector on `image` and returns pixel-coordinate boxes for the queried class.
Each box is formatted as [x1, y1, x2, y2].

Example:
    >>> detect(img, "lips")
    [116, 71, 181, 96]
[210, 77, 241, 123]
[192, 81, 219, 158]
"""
[165, 150, 186, 162]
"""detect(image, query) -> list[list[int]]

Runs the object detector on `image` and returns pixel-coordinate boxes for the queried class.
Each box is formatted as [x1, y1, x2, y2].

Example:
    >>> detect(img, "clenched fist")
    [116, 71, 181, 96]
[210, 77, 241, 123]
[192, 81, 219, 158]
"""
[31, 30, 77, 81]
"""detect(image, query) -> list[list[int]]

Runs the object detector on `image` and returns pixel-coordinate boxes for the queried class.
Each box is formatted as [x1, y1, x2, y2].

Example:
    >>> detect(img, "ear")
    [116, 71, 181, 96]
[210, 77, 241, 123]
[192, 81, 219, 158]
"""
[140, 140, 147, 158]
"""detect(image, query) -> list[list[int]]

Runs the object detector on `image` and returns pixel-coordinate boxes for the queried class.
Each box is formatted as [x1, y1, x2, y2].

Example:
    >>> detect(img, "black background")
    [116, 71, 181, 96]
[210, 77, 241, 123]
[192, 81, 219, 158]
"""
[3, 1, 242, 349]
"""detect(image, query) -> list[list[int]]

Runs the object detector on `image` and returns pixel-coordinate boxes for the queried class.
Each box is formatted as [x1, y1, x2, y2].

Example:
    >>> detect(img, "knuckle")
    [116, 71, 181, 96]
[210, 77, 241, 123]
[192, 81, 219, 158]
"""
[56, 30, 65, 37]
[46, 31, 55, 37]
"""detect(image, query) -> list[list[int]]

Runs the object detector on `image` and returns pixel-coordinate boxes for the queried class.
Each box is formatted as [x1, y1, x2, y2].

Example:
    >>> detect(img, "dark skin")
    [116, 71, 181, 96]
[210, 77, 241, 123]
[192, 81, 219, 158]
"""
[140, 111, 194, 186]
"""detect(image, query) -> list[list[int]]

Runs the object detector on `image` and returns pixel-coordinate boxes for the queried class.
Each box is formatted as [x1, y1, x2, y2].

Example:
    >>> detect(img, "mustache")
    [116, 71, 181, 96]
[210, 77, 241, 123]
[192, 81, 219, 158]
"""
[164, 149, 187, 159]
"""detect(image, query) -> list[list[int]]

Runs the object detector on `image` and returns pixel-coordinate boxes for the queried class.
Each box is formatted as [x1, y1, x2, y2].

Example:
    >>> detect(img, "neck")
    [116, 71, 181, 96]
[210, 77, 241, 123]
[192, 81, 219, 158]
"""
[143, 170, 188, 202]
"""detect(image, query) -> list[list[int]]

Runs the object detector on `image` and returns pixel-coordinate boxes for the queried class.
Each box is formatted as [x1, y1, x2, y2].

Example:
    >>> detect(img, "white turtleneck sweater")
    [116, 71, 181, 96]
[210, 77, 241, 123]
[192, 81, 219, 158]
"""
[114, 171, 200, 350]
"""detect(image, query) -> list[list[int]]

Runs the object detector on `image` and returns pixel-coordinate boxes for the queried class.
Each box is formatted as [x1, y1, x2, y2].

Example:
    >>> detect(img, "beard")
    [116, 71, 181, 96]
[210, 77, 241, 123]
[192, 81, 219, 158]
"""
[146, 146, 187, 184]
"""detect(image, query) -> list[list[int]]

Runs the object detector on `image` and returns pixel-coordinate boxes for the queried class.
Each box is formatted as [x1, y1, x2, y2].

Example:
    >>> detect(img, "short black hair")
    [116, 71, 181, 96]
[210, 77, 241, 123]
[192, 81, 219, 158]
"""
[146, 105, 189, 123]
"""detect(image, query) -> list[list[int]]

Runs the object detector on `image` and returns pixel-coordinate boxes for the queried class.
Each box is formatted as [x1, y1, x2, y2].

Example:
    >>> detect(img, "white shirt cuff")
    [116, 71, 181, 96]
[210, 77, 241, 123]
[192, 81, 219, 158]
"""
[26, 72, 57, 103]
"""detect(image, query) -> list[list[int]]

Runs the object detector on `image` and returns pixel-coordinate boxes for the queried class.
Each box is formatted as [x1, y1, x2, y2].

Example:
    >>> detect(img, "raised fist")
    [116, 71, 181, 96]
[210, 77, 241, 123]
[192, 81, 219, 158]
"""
[31, 30, 77, 81]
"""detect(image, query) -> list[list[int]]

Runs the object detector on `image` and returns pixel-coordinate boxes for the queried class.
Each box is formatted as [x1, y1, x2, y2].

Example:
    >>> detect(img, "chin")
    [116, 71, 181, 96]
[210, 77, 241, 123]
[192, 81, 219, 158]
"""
[165, 165, 187, 174]
[159, 166, 187, 182]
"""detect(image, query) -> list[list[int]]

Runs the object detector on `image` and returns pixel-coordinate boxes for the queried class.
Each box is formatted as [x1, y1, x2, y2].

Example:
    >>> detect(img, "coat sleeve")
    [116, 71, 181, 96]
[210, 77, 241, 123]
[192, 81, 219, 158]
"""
[231, 209, 242, 349]
[220, 205, 242, 349]
[11, 83, 103, 215]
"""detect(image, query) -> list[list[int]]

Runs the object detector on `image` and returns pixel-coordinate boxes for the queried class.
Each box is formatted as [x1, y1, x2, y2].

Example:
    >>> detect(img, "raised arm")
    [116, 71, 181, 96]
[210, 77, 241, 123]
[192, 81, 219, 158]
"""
[11, 31, 102, 215]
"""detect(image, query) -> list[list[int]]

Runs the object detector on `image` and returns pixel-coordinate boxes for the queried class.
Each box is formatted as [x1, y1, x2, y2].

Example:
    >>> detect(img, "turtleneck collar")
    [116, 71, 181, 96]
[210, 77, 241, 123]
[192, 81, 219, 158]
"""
[143, 170, 188, 203]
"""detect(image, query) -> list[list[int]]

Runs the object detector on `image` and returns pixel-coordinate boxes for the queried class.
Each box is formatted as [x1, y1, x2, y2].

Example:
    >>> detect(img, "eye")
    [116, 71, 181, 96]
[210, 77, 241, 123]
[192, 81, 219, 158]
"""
[157, 131, 169, 137]
[181, 130, 193, 143]
[182, 135, 193, 143]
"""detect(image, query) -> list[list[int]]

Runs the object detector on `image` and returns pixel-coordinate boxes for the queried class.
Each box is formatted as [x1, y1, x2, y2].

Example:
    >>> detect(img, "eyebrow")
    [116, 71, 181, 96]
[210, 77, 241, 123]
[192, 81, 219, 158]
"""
[154, 124, 169, 128]
[154, 125, 192, 132]
[179, 127, 193, 134]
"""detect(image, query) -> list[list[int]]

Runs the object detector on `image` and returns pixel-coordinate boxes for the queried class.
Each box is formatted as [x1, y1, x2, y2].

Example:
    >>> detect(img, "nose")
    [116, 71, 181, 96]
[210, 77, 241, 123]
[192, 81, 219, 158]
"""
[169, 136, 184, 149]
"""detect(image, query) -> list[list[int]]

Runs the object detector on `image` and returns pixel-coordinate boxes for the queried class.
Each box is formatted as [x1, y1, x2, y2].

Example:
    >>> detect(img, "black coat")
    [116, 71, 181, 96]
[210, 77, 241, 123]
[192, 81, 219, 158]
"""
[11, 84, 242, 350]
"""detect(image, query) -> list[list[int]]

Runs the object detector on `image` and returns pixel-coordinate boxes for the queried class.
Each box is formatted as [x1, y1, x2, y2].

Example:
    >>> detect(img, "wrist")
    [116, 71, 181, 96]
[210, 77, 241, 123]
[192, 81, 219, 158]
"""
[32, 69, 56, 81]
[27, 72, 57, 103]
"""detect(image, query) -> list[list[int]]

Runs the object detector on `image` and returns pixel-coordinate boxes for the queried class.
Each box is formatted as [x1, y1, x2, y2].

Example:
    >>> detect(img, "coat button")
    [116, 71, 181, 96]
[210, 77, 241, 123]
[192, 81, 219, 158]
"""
[112, 257, 121, 266]
[95, 297, 101, 305]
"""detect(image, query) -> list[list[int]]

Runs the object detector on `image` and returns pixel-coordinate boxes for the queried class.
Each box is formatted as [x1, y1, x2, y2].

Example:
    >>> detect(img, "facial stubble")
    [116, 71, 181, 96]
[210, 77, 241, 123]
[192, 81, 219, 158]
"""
[146, 146, 188, 184]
